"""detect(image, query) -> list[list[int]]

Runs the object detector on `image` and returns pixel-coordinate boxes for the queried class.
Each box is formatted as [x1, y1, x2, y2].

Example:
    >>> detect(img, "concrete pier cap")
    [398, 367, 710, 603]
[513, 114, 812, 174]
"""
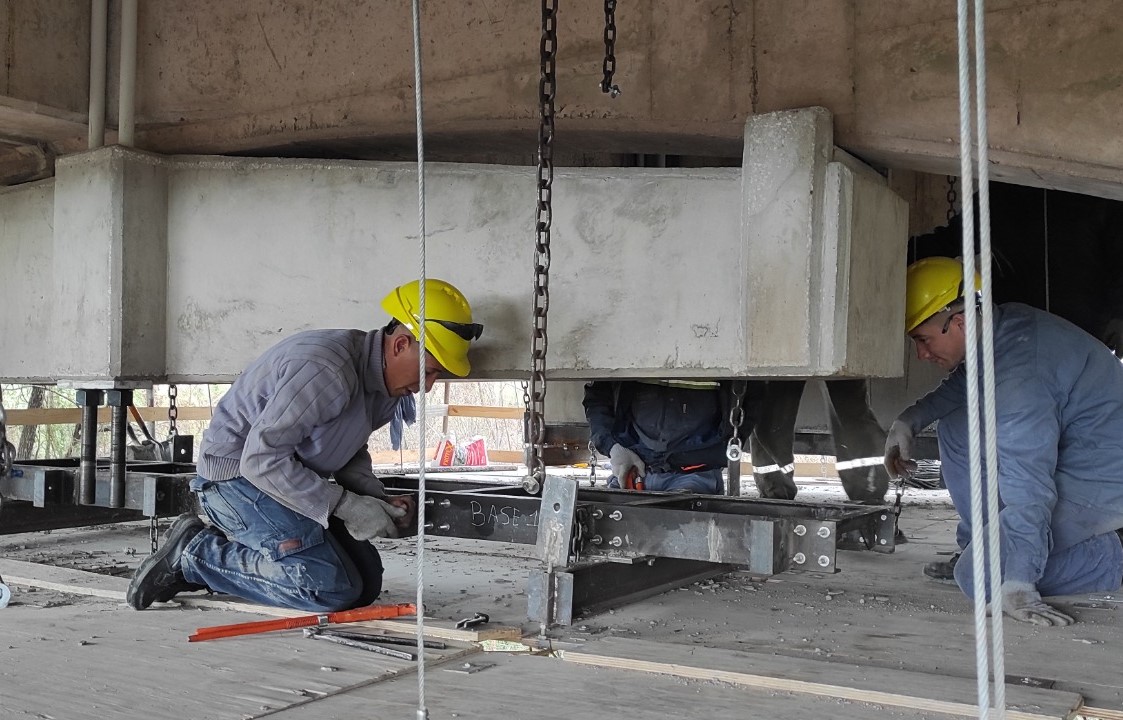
[0, 107, 907, 385]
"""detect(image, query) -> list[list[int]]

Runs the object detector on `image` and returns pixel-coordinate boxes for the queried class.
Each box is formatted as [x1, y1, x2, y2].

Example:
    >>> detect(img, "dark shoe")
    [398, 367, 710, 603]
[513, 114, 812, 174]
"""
[923, 552, 960, 583]
[126, 514, 206, 610]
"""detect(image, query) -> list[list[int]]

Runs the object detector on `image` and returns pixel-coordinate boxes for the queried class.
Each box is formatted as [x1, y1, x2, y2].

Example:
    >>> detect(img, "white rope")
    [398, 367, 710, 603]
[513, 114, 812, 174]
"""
[973, 0, 1007, 711]
[956, 1, 1005, 718]
[409, 0, 429, 716]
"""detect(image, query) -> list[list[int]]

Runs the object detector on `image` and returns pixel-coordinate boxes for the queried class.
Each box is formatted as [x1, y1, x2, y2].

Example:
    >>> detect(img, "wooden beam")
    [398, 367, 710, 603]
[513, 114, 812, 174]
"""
[0, 557, 521, 643]
[446, 404, 523, 420]
[558, 638, 1081, 720]
[5, 406, 213, 426]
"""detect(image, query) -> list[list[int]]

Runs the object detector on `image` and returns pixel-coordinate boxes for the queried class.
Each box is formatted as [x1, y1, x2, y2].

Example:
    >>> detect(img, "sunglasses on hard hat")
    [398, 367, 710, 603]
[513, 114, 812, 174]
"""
[426, 318, 484, 341]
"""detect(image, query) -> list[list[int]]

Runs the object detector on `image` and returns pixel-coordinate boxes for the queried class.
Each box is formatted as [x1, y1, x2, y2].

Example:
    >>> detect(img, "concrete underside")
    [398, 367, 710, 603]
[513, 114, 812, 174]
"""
[2, 1, 1122, 200]
[1, 479, 1119, 719]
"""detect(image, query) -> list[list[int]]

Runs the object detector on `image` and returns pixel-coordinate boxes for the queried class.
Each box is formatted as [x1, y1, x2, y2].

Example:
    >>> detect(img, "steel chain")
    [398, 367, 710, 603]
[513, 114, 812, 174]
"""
[149, 515, 159, 554]
[0, 394, 12, 480]
[526, 0, 557, 488]
[167, 383, 178, 437]
[600, 0, 620, 97]
[587, 440, 597, 486]
[946, 175, 958, 224]
[725, 381, 747, 462]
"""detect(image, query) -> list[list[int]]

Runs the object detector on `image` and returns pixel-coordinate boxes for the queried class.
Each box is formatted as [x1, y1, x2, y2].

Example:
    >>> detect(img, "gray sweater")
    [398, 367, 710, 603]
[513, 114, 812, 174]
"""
[197, 328, 403, 527]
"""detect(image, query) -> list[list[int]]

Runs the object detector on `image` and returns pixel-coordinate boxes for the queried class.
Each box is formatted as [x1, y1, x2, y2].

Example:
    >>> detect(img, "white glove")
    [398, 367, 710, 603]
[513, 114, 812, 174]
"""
[1001, 581, 1075, 626]
[332, 490, 407, 541]
[883, 420, 917, 479]
[609, 443, 646, 482]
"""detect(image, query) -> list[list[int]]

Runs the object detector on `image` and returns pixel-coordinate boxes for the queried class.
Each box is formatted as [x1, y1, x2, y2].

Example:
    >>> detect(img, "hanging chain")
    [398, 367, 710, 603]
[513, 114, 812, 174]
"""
[527, 0, 557, 489]
[599, 0, 620, 97]
[725, 381, 746, 462]
[587, 441, 597, 486]
[0, 390, 13, 480]
[945, 175, 958, 224]
[167, 383, 179, 437]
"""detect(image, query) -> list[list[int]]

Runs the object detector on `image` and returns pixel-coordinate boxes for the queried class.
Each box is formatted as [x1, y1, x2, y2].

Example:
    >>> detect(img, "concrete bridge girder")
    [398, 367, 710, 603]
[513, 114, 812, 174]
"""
[0, 108, 908, 385]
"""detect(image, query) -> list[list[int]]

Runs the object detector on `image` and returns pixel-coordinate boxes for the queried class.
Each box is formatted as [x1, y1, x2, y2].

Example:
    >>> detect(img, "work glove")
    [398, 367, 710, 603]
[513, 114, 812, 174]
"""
[883, 420, 917, 480]
[332, 490, 408, 541]
[609, 444, 646, 482]
[1000, 581, 1075, 627]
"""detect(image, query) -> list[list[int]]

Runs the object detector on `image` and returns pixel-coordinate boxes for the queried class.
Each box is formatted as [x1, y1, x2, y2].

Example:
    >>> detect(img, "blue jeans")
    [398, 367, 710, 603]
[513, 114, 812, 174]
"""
[181, 476, 383, 612]
[608, 468, 724, 494]
[938, 410, 1123, 598]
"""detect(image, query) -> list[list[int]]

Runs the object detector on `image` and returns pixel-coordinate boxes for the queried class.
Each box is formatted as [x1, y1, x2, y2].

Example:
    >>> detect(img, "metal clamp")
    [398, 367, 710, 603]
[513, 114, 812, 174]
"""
[455, 612, 490, 629]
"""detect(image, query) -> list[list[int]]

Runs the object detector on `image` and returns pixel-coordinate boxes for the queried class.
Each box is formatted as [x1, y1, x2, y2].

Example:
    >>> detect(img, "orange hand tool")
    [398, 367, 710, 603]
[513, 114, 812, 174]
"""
[188, 603, 417, 642]
[623, 467, 645, 492]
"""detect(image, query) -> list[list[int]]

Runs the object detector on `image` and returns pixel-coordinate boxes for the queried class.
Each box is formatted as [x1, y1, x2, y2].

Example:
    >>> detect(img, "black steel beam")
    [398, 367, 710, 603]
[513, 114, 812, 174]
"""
[528, 557, 736, 625]
[0, 500, 145, 534]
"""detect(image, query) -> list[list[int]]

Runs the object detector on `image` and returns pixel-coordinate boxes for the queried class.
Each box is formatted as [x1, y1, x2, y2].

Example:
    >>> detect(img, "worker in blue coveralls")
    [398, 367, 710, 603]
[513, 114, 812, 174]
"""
[883, 256, 1123, 626]
[127, 279, 483, 612]
[584, 380, 762, 494]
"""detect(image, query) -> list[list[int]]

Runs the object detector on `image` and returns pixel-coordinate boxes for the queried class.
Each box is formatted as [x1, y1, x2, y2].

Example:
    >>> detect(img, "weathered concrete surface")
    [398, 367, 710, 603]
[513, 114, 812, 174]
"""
[2, 1, 1121, 197]
[0, 110, 908, 383]
[0, 180, 55, 381]
[43, 149, 168, 382]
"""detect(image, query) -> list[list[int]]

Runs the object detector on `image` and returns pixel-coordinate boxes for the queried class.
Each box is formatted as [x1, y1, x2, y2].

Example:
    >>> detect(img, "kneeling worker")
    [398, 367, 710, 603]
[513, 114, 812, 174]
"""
[127, 279, 483, 612]
[884, 257, 1123, 626]
[584, 380, 760, 494]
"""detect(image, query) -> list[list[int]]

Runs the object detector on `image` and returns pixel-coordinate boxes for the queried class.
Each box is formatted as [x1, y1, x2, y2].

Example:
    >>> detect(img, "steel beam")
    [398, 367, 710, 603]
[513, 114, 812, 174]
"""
[1, 460, 197, 517]
[0, 500, 145, 534]
[528, 557, 736, 626]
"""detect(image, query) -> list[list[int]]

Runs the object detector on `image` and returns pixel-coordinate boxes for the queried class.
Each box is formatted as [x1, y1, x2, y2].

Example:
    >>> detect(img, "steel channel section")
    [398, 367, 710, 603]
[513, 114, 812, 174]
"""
[417, 493, 543, 544]
[528, 558, 737, 626]
[585, 506, 789, 576]
[2, 461, 197, 516]
[0, 502, 146, 534]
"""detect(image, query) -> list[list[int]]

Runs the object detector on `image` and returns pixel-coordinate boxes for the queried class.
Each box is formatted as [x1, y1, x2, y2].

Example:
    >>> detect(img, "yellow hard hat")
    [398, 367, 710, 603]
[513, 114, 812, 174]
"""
[381, 279, 482, 377]
[905, 257, 981, 332]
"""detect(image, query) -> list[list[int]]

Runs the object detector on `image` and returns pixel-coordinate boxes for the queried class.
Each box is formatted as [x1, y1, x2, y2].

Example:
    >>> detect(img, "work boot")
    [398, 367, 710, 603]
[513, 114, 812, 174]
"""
[126, 513, 206, 610]
[923, 552, 960, 583]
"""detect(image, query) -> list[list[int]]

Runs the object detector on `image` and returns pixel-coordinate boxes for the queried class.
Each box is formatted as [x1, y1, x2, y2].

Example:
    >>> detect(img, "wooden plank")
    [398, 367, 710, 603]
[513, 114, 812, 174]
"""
[0, 558, 520, 643]
[5, 405, 213, 426]
[558, 637, 1081, 720]
[1076, 709, 1123, 720]
[446, 404, 524, 420]
[0, 557, 128, 601]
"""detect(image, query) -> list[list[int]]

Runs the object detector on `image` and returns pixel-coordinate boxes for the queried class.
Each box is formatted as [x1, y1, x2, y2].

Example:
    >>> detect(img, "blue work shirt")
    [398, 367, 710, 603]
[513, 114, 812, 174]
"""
[899, 303, 1123, 586]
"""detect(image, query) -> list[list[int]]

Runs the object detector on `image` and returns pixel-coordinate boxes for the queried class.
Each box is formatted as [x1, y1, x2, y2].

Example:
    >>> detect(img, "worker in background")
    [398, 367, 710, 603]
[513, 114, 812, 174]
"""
[883, 256, 1123, 626]
[584, 380, 762, 494]
[127, 279, 483, 612]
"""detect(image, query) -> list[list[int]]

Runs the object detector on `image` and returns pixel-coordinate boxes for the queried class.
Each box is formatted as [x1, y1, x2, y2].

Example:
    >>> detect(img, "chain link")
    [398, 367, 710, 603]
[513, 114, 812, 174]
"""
[167, 383, 178, 437]
[946, 175, 958, 224]
[149, 515, 159, 554]
[600, 0, 620, 97]
[527, 0, 558, 488]
[725, 381, 747, 462]
[587, 440, 597, 486]
[0, 390, 13, 480]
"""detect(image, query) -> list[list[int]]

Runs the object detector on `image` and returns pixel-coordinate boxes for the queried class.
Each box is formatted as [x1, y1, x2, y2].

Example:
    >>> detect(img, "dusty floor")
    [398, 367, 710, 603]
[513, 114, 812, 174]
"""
[0, 478, 1120, 719]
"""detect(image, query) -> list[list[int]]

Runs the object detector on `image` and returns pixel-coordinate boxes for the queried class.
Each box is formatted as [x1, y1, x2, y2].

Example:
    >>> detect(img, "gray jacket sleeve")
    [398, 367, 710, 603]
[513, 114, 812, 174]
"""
[333, 446, 387, 498]
[239, 359, 350, 527]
